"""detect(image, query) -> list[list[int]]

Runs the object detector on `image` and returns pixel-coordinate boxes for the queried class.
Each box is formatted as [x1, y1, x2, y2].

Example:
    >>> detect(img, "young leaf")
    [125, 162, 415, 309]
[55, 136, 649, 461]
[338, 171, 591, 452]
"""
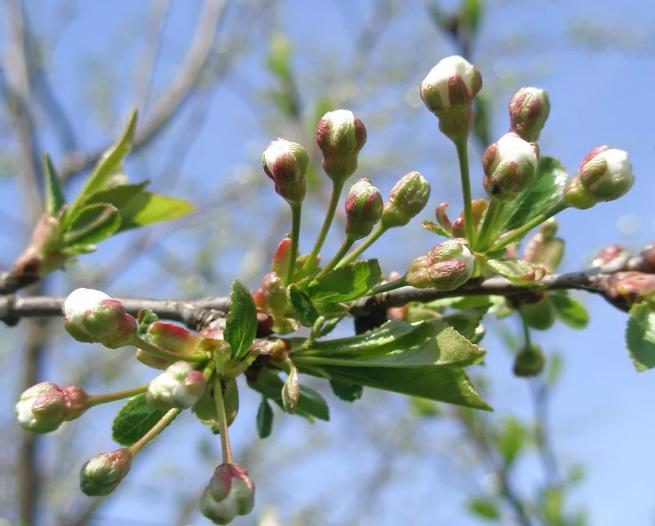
[282, 366, 300, 414]
[466, 497, 501, 521]
[422, 220, 452, 237]
[486, 257, 544, 284]
[288, 285, 319, 325]
[626, 302, 655, 372]
[256, 397, 274, 438]
[86, 181, 149, 210]
[42, 152, 66, 216]
[112, 394, 178, 446]
[442, 305, 490, 340]
[307, 259, 381, 303]
[224, 280, 257, 360]
[330, 380, 364, 402]
[550, 293, 589, 329]
[61, 244, 97, 257]
[495, 417, 526, 466]
[62, 203, 121, 246]
[114, 191, 195, 231]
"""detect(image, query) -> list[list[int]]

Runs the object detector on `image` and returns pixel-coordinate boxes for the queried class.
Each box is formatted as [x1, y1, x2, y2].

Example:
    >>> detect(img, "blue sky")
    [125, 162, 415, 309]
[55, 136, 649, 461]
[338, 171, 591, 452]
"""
[1, 1, 655, 525]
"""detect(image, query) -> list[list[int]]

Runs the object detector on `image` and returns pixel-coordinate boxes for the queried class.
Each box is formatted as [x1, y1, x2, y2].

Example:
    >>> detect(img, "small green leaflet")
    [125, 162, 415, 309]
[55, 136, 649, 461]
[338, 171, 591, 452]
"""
[466, 497, 501, 521]
[224, 280, 257, 360]
[486, 257, 543, 284]
[288, 285, 319, 325]
[307, 259, 381, 303]
[63, 203, 121, 245]
[112, 394, 178, 446]
[495, 417, 526, 466]
[256, 397, 274, 438]
[329, 380, 364, 402]
[550, 293, 589, 329]
[626, 302, 655, 372]
[42, 152, 66, 216]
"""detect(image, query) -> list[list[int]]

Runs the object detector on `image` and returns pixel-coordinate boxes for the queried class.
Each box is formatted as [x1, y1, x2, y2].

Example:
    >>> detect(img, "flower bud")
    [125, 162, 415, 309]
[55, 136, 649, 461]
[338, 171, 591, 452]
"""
[262, 138, 308, 205]
[513, 344, 545, 377]
[14, 214, 65, 279]
[508, 87, 550, 142]
[15, 382, 90, 433]
[563, 176, 598, 210]
[420, 55, 482, 141]
[146, 361, 206, 410]
[482, 133, 538, 202]
[601, 271, 655, 311]
[519, 293, 556, 330]
[435, 203, 453, 232]
[316, 109, 367, 184]
[381, 171, 431, 229]
[270, 237, 292, 278]
[261, 272, 288, 317]
[344, 178, 383, 239]
[577, 146, 634, 202]
[200, 463, 256, 525]
[80, 448, 132, 496]
[63, 288, 137, 348]
[523, 223, 564, 274]
[591, 244, 624, 269]
[406, 238, 474, 290]
[137, 321, 202, 370]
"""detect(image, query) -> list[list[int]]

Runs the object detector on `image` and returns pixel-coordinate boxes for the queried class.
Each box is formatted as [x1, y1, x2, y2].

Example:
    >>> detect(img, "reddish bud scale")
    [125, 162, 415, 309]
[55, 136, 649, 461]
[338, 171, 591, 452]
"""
[345, 178, 383, 239]
[270, 237, 292, 278]
[602, 271, 655, 310]
[137, 321, 201, 370]
[436, 203, 452, 232]
[591, 244, 623, 269]
[200, 463, 256, 524]
[262, 138, 308, 205]
[261, 272, 288, 316]
[508, 87, 550, 142]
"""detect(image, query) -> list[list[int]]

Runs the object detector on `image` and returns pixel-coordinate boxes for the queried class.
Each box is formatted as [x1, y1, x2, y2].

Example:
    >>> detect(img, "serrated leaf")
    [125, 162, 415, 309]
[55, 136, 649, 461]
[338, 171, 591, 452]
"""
[282, 367, 300, 414]
[329, 380, 363, 402]
[224, 280, 257, 360]
[63, 203, 121, 245]
[486, 257, 544, 284]
[442, 305, 490, 340]
[256, 397, 274, 438]
[42, 152, 66, 216]
[626, 302, 655, 371]
[114, 191, 195, 231]
[307, 259, 381, 303]
[550, 293, 589, 329]
[466, 497, 500, 521]
[288, 285, 319, 326]
[112, 394, 178, 446]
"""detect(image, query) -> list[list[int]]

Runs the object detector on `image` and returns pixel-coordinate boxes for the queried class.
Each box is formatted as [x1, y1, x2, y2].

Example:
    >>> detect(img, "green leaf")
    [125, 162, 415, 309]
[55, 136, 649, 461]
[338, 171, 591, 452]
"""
[61, 244, 96, 256]
[65, 110, 138, 226]
[550, 293, 589, 329]
[288, 285, 319, 325]
[626, 302, 655, 372]
[466, 497, 501, 521]
[409, 397, 441, 418]
[442, 305, 490, 340]
[329, 380, 363, 402]
[112, 394, 178, 446]
[62, 203, 121, 245]
[486, 257, 543, 284]
[224, 280, 257, 360]
[86, 181, 148, 209]
[256, 397, 274, 438]
[495, 417, 525, 466]
[42, 152, 66, 216]
[113, 191, 195, 231]
[312, 365, 492, 411]
[307, 259, 381, 303]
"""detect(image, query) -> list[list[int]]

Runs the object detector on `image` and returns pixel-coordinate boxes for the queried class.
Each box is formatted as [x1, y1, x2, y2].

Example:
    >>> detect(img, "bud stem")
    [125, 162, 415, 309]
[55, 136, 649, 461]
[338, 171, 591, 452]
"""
[522, 317, 533, 350]
[336, 224, 386, 269]
[490, 201, 568, 252]
[474, 200, 505, 252]
[131, 334, 209, 365]
[367, 274, 408, 296]
[303, 181, 345, 273]
[88, 384, 150, 407]
[315, 237, 356, 278]
[128, 408, 180, 455]
[213, 376, 234, 464]
[286, 202, 303, 285]
[455, 139, 475, 245]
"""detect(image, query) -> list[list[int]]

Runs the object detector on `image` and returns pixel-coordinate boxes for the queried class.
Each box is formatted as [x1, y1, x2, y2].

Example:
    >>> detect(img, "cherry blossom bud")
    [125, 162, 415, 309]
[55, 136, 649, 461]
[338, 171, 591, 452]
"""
[601, 271, 655, 311]
[261, 272, 288, 317]
[435, 203, 453, 232]
[61, 386, 90, 421]
[146, 361, 206, 410]
[14, 215, 65, 279]
[15, 382, 90, 433]
[508, 87, 550, 142]
[345, 178, 383, 239]
[137, 321, 203, 370]
[420, 55, 482, 141]
[577, 146, 634, 202]
[80, 448, 132, 496]
[519, 293, 556, 331]
[483, 133, 538, 202]
[636, 242, 655, 274]
[63, 288, 137, 348]
[591, 244, 624, 269]
[563, 175, 598, 210]
[316, 109, 367, 183]
[262, 138, 309, 205]
[406, 238, 474, 290]
[381, 172, 431, 229]
[523, 221, 564, 274]
[270, 237, 292, 278]
[200, 463, 256, 525]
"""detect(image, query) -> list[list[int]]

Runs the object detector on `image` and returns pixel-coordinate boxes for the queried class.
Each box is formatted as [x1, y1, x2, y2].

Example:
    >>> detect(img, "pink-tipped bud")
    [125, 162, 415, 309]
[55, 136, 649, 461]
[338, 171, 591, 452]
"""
[577, 146, 634, 202]
[601, 271, 655, 311]
[80, 448, 132, 496]
[513, 344, 546, 377]
[591, 244, 624, 269]
[508, 87, 550, 142]
[262, 138, 308, 205]
[63, 288, 136, 348]
[406, 238, 475, 290]
[345, 178, 383, 240]
[482, 132, 538, 202]
[381, 171, 431, 229]
[200, 463, 256, 525]
[137, 321, 202, 370]
[16, 382, 90, 433]
[146, 361, 206, 410]
[14, 214, 65, 279]
[270, 237, 292, 279]
[435, 203, 453, 232]
[261, 272, 288, 317]
[316, 109, 367, 183]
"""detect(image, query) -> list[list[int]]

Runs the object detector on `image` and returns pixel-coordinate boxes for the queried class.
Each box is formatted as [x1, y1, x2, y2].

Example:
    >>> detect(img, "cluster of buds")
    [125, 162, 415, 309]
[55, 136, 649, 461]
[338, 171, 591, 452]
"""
[482, 132, 539, 202]
[600, 271, 655, 311]
[259, 271, 295, 334]
[508, 87, 550, 142]
[80, 448, 133, 496]
[381, 171, 431, 229]
[420, 55, 483, 141]
[513, 344, 546, 377]
[63, 288, 137, 348]
[15, 382, 89, 433]
[432, 199, 488, 239]
[316, 109, 367, 184]
[406, 238, 475, 290]
[345, 178, 383, 239]
[564, 146, 634, 209]
[146, 361, 206, 410]
[262, 138, 309, 205]
[137, 320, 204, 369]
[200, 463, 255, 525]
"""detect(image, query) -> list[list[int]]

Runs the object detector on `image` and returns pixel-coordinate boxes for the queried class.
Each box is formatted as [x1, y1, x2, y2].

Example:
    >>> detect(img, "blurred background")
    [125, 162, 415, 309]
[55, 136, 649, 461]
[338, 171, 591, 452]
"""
[0, 0, 654, 525]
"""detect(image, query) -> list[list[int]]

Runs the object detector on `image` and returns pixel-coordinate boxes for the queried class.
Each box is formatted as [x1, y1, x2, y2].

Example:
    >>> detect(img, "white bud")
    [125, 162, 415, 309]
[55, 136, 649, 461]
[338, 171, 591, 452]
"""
[420, 55, 482, 113]
[146, 361, 206, 410]
[63, 288, 111, 324]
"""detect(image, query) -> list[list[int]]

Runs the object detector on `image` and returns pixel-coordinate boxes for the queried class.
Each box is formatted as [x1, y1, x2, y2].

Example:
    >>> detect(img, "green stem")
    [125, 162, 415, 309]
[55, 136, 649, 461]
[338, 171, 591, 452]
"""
[522, 317, 532, 351]
[213, 376, 233, 464]
[128, 408, 180, 455]
[367, 274, 408, 296]
[286, 202, 302, 285]
[315, 237, 355, 278]
[455, 139, 475, 245]
[88, 384, 149, 407]
[303, 181, 345, 272]
[474, 200, 505, 252]
[491, 201, 568, 252]
[132, 335, 209, 364]
[336, 223, 386, 268]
